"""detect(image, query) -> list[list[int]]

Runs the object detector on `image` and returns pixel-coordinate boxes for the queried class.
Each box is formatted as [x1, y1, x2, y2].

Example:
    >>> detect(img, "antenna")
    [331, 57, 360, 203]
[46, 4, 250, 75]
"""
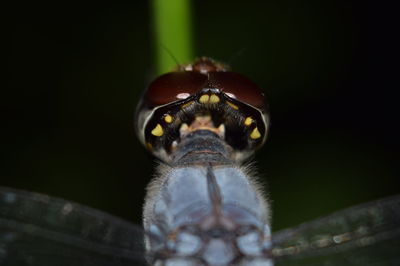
[159, 43, 181, 68]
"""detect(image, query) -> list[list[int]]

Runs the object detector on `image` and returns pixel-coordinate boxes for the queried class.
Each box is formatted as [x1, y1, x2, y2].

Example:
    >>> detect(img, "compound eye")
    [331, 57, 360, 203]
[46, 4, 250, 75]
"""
[209, 72, 265, 109]
[145, 72, 207, 106]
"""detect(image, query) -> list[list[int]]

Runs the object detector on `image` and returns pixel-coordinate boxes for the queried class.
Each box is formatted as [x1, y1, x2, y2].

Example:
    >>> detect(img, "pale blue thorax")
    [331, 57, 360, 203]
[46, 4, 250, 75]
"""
[150, 166, 268, 231]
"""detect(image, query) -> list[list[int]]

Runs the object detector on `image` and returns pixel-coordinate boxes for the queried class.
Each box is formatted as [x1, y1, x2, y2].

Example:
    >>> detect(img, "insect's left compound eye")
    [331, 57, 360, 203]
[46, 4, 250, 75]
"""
[144, 72, 207, 106]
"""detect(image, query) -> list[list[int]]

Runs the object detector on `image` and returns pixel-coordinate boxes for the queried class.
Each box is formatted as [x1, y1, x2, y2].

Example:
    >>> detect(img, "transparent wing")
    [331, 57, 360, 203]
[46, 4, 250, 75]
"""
[0, 186, 147, 266]
[272, 195, 400, 266]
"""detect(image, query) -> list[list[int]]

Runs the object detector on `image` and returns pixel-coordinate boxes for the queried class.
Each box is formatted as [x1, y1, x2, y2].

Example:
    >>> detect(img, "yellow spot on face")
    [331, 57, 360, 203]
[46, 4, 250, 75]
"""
[199, 94, 210, 103]
[250, 127, 261, 139]
[244, 117, 253, 126]
[180, 123, 189, 131]
[181, 101, 194, 109]
[209, 94, 220, 103]
[146, 142, 153, 150]
[164, 114, 173, 123]
[151, 124, 164, 137]
[227, 101, 239, 110]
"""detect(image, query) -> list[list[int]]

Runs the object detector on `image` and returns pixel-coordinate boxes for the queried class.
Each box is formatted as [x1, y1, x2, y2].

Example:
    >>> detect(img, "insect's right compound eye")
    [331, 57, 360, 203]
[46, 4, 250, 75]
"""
[208, 72, 265, 109]
[144, 72, 207, 106]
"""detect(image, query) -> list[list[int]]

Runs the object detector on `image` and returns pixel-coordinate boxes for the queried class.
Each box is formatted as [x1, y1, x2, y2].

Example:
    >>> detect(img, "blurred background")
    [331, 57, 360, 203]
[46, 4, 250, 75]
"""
[2, 1, 399, 231]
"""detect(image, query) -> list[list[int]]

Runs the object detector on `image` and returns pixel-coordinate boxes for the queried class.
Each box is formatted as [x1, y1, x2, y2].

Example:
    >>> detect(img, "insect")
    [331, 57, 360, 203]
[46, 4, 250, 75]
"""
[0, 58, 399, 265]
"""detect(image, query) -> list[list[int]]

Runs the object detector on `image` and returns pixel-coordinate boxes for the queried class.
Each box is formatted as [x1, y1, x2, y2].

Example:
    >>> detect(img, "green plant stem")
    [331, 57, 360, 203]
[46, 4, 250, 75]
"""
[152, 0, 194, 75]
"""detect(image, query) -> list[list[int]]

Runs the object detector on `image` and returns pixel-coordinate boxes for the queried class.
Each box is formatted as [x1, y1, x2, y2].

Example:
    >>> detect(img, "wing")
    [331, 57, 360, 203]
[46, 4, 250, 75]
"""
[272, 195, 400, 266]
[0, 186, 147, 266]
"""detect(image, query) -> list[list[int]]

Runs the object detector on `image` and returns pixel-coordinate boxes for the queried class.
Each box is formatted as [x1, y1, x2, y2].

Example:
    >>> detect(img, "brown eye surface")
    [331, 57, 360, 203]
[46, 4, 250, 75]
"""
[145, 72, 207, 106]
[209, 72, 265, 109]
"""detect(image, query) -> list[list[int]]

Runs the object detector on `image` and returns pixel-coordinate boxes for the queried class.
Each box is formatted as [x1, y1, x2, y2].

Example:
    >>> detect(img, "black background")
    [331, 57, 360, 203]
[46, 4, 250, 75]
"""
[2, 1, 399, 231]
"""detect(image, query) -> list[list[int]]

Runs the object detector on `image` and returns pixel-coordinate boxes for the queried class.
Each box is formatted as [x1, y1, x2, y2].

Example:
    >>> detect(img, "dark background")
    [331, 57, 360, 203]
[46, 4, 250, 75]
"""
[2, 1, 399, 231]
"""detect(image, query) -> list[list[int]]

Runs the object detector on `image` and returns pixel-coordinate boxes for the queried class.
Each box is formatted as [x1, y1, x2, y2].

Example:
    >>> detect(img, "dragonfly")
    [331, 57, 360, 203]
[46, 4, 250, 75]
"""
[1, 57, 399, 266]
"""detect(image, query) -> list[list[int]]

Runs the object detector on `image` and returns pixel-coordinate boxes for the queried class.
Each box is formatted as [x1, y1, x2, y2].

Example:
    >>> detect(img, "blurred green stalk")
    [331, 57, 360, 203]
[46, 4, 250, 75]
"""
[152, 0, 194, 74]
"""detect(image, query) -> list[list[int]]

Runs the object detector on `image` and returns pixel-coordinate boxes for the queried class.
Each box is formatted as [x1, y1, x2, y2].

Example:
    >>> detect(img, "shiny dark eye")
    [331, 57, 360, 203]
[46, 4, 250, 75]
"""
[145, 72, 207, 106]
[209, 72, 265, 109]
